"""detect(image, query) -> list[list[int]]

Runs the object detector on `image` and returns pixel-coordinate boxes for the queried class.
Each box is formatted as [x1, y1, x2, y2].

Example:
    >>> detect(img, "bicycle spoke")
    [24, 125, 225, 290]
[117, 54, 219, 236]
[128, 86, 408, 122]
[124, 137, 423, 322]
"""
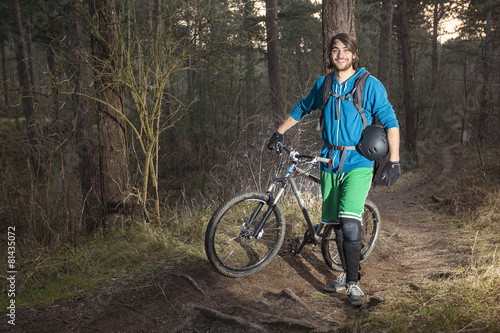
[220, 243, 241, 264]
[205, 192, 285, 276]
[205, 147, 382, 278]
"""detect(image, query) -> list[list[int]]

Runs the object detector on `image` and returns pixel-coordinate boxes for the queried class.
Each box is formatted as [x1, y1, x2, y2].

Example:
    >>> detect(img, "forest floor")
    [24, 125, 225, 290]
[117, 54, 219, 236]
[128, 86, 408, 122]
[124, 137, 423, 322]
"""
[8, 143, 470, 333]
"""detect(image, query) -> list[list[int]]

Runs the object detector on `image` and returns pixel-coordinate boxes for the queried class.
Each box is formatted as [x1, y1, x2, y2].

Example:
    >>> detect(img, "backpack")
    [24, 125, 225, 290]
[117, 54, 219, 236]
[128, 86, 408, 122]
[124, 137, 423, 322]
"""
[318, 71, 371, 130]
[317, 71, 374, 174]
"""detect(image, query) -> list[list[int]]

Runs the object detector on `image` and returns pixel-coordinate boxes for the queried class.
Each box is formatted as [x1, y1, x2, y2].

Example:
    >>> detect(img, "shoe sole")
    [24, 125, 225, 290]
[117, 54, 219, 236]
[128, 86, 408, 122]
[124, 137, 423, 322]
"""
[323, 285, 346, 292]
[349, 297, 365, 306]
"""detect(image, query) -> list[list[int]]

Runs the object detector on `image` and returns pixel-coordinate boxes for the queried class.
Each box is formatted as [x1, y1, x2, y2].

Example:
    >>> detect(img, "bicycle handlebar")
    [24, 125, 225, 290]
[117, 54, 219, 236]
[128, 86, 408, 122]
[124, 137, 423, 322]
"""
[275, 143, 332, 166]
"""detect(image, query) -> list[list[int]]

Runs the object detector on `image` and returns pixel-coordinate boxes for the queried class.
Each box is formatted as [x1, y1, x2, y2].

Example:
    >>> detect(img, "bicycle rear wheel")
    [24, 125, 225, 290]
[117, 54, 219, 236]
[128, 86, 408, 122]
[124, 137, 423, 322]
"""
[204, 191, 286, 278]
[321, 199, 381, 271]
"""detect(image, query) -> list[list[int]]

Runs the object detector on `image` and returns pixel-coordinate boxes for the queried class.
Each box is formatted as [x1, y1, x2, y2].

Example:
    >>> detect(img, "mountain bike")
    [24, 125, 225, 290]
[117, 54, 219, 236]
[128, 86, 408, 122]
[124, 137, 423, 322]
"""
[204, 144, 381, 278]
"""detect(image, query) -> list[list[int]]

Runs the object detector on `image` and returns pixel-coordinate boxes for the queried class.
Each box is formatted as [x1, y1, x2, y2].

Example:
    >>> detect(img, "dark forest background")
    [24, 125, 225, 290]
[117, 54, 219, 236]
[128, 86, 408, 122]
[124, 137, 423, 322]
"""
[0, 0, 499, 246]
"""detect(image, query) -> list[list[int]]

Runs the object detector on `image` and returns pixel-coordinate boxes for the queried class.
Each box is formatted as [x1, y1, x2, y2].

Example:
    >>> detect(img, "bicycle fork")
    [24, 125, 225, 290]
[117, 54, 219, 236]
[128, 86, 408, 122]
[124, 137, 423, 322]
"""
[246, 162, 298, 240]
[244, 181, 287, 240]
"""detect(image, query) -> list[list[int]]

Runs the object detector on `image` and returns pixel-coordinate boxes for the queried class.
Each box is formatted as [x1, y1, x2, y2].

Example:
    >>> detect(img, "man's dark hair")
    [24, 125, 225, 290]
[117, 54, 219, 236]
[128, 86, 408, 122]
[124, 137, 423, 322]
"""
[327, 33, 359, 70]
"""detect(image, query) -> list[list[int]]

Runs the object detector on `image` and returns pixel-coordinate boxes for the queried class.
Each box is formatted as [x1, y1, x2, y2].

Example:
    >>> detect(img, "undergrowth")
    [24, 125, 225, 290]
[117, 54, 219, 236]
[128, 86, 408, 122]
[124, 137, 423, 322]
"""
[0, 169, 318, 310]
[0, 206, 212, 309]
[3, 142, 499, 333]
[344, 144, 500, 332]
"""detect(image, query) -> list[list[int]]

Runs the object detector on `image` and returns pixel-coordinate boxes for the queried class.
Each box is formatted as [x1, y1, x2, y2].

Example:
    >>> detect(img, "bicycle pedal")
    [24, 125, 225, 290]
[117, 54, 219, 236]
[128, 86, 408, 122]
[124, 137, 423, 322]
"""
[288, 241, 298, 256]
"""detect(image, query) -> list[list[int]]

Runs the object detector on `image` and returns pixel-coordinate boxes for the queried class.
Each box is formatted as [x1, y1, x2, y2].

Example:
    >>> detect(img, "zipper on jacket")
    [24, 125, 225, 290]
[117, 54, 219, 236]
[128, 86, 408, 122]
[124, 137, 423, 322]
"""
[332, 81, 349, 171]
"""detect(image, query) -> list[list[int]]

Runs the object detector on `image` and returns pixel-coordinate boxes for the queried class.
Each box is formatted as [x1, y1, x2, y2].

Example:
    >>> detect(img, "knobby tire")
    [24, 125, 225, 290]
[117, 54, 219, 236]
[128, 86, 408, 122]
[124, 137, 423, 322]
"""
[321, 199, 381, 271]
[205, 191, 286, 278]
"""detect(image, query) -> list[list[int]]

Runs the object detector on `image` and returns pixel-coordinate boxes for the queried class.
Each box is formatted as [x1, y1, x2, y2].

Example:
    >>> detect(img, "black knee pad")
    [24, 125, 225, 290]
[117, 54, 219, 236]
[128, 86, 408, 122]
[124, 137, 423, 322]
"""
[340, 217, 362, 242]
[343, 240, 362, 282]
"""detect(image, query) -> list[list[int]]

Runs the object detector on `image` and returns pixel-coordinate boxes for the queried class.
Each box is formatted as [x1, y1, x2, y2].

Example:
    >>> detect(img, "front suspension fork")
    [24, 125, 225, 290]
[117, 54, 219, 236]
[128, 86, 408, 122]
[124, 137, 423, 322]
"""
[248, 181, 287, 239]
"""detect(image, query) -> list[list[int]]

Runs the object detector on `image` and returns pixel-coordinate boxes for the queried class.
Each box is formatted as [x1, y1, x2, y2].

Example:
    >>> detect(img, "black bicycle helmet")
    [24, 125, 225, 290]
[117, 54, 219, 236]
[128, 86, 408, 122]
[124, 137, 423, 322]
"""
[356, 125, 388, 161]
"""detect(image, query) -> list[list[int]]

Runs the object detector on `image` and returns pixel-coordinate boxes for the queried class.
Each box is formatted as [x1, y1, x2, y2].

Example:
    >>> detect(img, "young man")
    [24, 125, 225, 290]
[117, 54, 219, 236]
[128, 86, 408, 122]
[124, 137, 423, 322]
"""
[267, 33, 400, 306]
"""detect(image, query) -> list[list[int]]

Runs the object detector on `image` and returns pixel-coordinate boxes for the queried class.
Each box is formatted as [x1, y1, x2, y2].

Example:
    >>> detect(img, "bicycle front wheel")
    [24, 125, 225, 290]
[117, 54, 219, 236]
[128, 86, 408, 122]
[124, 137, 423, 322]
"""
[321, 199, 381, 271]
[204, 191, 286, 278]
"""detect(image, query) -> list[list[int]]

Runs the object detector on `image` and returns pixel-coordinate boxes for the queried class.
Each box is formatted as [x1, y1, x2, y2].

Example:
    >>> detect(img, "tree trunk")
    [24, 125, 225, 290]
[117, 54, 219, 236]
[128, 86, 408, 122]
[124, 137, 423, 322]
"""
[378, 0, 393, 92]
[150, 0, 160, 34]
[63, 0, 102, 233]
[322, 0, 356, 74]
[374, 0, 394, 186]
[46, 41, 61, 120]
[150, 0, 162, 220]
[243, 0, 254, 128]
[478, 1, 492, 144]
[431, 2, 445, 91]
[8, 0, 41, 175]
[265, 0, 286, 127]
[26, 16, 36, 89]
[90, 0, 131, 228]
[397, 0, 417, 162]
[1, 39, 10, 109]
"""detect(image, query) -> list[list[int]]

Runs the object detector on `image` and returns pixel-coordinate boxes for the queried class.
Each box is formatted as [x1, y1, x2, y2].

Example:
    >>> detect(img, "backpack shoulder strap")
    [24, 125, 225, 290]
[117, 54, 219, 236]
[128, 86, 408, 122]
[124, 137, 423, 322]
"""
[318, 71, 371, 130]
[353, 71, 370, 129]
[322, 72, 334, 108]
[318, 72, 333, 129]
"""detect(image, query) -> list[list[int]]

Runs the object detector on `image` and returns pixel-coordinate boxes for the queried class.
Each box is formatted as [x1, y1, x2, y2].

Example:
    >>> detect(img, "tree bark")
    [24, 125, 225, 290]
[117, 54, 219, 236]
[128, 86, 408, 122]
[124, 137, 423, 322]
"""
[378, 0, 393, 92]
[90, 0, 131, 228]
[397, 0, 417, 162]
[374, 0, 394, 186]
[265, 0, 286, 127]
[26, 16, 36, 90]
[322, 0, 356, 74]
[63, 0, 102, 233]
[431, 2, 446, 91]
[8, 0, 41, 175]
[478, 1, 492, 144]
[243, 0, 254, 121]
[46, 41, 61, 120]
[1, 39, 9, 109]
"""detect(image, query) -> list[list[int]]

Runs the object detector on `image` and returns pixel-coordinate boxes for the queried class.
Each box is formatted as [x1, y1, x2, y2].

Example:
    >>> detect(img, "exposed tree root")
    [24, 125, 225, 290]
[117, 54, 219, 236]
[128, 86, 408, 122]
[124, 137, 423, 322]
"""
[177, 274, 206, 295]
[174, 305, 267, 333]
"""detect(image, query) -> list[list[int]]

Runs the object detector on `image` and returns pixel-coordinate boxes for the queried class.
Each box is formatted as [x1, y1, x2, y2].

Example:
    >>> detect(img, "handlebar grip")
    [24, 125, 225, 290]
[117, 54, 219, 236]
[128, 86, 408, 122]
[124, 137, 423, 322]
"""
[278, 143, 289, 152]
[316, 157, 332, 164]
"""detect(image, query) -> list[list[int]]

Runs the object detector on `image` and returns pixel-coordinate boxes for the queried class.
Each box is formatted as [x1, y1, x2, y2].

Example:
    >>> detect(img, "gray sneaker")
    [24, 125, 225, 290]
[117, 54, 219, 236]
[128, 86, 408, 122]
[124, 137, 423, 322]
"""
[346, 282, 365, 306]
[324, 272, 346, 292]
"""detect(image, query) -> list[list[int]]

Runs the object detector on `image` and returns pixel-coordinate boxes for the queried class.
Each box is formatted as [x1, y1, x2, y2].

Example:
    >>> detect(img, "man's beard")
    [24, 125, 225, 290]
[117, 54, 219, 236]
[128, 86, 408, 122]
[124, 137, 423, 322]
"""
[334, 58, 353, 71]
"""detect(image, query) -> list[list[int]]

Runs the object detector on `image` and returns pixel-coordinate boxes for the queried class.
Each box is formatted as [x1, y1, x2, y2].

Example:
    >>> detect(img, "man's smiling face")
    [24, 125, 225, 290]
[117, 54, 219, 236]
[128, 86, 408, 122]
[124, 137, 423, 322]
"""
[331, 39, 355, 72]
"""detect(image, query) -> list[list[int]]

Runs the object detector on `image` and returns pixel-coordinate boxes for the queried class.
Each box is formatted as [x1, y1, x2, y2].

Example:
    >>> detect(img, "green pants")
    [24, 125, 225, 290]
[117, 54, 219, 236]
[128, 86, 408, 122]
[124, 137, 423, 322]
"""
[320, 167, 373, 224]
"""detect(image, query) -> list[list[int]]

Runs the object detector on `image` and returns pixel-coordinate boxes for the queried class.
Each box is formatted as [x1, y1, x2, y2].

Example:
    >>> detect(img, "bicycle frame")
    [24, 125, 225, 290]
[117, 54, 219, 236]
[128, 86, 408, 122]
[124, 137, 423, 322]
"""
[205, 143, 381, 277]
[250, 155, 325, 247]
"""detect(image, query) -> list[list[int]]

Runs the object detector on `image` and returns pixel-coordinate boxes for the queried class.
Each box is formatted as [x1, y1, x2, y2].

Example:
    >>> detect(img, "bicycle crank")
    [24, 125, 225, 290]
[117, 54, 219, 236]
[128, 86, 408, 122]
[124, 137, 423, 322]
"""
[289, 225, 322, 256]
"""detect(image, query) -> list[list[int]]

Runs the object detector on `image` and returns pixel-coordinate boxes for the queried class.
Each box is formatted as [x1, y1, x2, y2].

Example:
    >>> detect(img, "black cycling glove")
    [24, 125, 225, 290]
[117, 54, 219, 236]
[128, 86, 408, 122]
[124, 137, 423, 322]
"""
[267, 131, 284, 150]
[381, 161, 401, 188]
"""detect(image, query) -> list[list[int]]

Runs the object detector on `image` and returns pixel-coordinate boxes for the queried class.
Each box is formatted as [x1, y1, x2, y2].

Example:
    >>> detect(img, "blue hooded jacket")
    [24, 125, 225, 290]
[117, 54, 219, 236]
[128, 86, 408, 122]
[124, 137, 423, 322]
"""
[289, 68, 399, 174]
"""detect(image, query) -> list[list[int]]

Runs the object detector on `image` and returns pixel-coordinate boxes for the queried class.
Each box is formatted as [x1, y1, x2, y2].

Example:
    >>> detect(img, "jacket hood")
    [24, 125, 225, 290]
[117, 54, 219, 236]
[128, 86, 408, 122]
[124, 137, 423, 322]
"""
[331, 67, 368, 88]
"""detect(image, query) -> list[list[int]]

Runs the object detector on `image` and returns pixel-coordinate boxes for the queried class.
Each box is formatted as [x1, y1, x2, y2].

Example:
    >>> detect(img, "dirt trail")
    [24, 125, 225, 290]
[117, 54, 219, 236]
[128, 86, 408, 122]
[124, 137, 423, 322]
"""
[9, 144, 468, 333]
